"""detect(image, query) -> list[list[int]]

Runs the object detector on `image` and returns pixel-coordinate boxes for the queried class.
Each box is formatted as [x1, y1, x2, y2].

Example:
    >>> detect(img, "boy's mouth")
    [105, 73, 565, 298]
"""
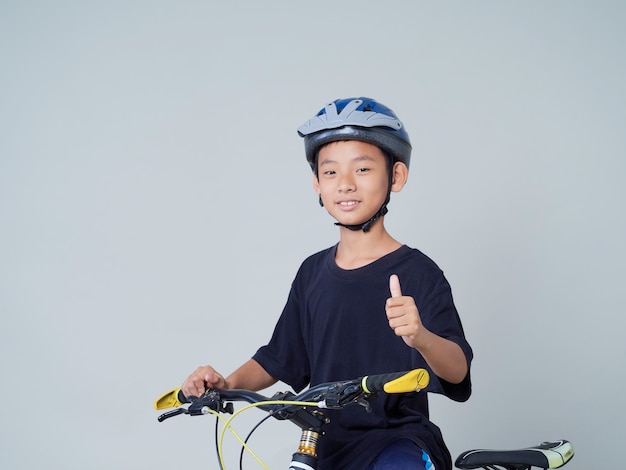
[337, 200, 360, 210]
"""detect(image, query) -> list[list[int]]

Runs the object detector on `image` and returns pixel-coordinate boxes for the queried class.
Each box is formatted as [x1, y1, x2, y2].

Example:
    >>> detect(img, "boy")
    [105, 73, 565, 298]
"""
[182, 97, 473, 469]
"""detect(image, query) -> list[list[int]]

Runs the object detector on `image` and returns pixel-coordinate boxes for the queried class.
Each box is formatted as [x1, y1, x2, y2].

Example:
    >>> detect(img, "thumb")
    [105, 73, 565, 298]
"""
[389, 274, 403, 298]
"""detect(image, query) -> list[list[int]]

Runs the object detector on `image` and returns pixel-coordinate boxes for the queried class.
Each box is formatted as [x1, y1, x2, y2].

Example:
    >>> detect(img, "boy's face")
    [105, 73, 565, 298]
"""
[313, 140, 391, 228]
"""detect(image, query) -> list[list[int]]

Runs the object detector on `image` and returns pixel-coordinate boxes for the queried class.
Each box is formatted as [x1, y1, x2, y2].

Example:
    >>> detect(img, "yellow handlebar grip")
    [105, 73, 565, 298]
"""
[154, 388, 184, 410]
[383, 369, 430, 393]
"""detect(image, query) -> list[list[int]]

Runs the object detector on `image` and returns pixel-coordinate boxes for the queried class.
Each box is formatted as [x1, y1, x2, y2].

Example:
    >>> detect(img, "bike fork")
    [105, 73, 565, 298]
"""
[289, 429, 319, 470]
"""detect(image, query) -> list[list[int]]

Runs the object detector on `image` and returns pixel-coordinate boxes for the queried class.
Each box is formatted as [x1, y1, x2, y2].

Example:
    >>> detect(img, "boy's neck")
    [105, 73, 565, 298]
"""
[335, 221, 402, 270]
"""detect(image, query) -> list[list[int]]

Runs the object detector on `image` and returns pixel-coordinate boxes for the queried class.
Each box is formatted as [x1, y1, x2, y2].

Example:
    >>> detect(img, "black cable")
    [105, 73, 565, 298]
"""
[214, 415, 224, 470]
[239, 415, 273, 470]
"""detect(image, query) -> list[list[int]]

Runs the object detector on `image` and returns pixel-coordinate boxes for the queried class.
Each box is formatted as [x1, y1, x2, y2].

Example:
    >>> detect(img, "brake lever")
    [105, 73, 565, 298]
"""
[355, 397, 372, 412]
[158, 407, 188, 422]
[187, 390, 234, 416]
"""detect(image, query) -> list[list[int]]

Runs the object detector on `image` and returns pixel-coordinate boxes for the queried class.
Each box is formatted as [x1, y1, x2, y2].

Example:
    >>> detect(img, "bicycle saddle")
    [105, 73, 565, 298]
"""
[455, 439, 574, 469]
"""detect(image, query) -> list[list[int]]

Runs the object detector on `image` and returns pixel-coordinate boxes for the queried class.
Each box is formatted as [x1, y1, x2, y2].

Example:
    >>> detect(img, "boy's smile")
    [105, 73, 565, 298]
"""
[337, 200, 360, 210]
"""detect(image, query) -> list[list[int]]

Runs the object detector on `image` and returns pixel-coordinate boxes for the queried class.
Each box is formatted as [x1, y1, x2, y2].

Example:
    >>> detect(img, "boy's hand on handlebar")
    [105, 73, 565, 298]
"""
[386, 274, 426, 350]
[181, 365, 226, 398]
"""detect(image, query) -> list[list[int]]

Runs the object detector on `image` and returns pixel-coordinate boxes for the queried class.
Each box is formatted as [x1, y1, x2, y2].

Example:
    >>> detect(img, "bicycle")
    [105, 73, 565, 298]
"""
[154, 368, 574, 470]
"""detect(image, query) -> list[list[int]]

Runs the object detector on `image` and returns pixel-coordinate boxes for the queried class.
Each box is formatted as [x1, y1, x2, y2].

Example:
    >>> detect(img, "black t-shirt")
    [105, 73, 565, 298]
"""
[253, 244, 473, 469]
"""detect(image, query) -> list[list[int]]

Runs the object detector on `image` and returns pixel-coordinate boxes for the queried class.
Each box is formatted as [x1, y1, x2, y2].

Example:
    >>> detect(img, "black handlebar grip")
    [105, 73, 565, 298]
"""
[363, 371, 407, 393]
[362, 369, 430, 394]
[177, 389, 192, 404]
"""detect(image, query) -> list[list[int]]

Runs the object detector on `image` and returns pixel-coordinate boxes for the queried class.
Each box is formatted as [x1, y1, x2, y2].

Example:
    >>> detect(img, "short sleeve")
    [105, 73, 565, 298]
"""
[420, 274, 473, 402]
[252, 283, 311, 392]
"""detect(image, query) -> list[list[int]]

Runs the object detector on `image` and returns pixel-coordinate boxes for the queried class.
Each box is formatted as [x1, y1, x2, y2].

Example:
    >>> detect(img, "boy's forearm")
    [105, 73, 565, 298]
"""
[225, 359, 277, 391]
[416, 330, 468, 384]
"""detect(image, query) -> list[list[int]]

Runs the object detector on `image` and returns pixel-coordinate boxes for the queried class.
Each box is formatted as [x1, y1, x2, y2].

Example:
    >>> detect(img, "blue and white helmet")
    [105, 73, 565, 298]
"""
[297, 97, 412, 171]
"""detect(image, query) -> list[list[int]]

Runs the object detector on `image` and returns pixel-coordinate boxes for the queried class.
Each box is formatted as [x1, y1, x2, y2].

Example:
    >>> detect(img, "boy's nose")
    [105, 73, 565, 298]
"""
[338, 175, 356, 192]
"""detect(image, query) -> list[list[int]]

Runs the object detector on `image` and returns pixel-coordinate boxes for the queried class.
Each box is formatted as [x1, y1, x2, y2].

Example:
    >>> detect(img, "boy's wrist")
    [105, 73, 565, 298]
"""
[411, 327, 434, 352]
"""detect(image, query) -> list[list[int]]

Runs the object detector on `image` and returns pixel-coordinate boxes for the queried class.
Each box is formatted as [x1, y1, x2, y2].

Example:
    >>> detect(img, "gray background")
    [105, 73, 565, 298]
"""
[1, 1, 624, 469]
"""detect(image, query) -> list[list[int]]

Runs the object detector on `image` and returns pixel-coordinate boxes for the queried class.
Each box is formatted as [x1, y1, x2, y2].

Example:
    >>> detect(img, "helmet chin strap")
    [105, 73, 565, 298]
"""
[334, 203, 388, 232]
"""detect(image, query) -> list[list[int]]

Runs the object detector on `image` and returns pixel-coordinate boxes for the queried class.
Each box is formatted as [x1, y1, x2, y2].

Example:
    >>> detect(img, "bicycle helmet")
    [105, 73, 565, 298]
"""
[297, 97, 412, 171]
[297, 97, 412, 232]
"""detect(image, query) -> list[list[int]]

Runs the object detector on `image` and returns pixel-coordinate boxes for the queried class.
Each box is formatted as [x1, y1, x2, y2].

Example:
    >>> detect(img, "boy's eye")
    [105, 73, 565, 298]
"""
[323, 170, 336, 175]
[356, 167, 370, 173]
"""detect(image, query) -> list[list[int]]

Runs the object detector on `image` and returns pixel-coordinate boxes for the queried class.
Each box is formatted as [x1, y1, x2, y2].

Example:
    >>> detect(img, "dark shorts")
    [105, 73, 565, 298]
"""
[365, 439, 435, 470]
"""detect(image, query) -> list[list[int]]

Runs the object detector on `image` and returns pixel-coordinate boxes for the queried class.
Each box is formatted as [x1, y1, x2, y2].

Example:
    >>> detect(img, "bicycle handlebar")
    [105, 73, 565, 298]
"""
[154, 368, 430, 422]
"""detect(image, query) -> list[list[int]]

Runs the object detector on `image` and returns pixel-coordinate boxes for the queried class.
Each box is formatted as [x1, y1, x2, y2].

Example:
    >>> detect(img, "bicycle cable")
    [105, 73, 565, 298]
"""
[239, 414, 272, 470]
[213, 415, 224, 470]
[216, 400, 320, 470]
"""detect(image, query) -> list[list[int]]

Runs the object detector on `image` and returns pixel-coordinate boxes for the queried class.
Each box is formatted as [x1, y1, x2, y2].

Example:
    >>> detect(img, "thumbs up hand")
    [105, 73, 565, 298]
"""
[386, 274, 424, 349]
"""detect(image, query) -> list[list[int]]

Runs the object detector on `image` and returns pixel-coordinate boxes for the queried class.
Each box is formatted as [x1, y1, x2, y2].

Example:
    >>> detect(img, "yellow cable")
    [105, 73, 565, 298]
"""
[215, 400, 319, 469]
[202, 408, 268, 469]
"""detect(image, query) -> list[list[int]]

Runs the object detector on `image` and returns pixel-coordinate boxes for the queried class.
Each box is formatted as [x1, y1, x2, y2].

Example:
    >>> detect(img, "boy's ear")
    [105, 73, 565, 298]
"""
[312, 172, 320, 192]
[391, 162, 409, 192]
[312, 173, 324, 207]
